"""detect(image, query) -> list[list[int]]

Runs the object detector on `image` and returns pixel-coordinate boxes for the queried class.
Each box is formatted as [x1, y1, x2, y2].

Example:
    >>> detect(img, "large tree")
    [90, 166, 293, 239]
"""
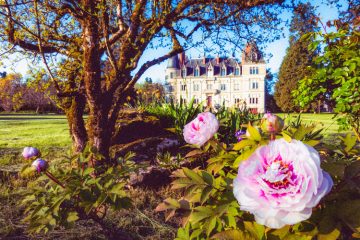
[0, 0, 284, 163]
[274, 2, 319, 112]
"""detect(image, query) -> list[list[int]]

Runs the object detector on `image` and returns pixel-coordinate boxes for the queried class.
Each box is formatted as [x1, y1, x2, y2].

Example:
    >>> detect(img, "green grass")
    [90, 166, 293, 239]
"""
[0, 114, 71, 148]
[0, 114, 71, 165]
[277, 113, 350, 135]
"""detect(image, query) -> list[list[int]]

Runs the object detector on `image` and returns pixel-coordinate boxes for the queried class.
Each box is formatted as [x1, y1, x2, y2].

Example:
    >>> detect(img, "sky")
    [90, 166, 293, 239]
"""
[0, 0, 347, 83]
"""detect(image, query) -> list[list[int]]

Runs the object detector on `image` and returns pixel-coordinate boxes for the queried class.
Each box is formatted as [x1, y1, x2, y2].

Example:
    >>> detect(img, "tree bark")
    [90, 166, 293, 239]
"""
[65, 94, 88, 153]
[82, 1, 113, 162]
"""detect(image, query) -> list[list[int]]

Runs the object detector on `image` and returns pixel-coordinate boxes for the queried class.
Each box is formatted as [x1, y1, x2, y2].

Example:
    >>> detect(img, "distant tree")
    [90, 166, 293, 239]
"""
[145, 77, 153, 84]
[264, 69, 281, 112]
[294, 2, 360, 138]
[0, 73, 24, 111]
[0, 71, 6, 78]
[274, 3, 319, 112]
[0, 0, 285, 162]
[136, 82, 164, 105]
[23, 78, 57, 113]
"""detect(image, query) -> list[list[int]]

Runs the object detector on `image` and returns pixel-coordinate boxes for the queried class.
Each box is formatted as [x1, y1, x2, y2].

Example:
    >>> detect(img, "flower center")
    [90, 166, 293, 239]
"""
[261, 157, 294, 190]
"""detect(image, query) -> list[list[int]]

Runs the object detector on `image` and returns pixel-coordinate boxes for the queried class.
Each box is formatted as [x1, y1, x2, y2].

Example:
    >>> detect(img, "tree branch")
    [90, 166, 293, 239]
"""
[34, 0, 62, 94]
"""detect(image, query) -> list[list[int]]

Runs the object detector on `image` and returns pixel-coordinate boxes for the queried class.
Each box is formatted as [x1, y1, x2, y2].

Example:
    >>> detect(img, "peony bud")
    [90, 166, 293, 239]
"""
[260, 113, 284, 134]
[22, 147, 40, 159]
[31, 158, 49, 173]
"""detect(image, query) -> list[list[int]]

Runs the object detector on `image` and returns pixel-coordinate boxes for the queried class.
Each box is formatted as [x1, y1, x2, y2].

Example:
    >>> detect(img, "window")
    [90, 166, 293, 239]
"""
[221, 68, 226, 76]
[181, 98, 187, 105]
[208, 66, 213, 76]
[194, 98, 199, 104]
[235, 68, 240, 75]
[165, 75, 169, 80]
[207, 84, 212, 90]
[234, 98, 241, 104]
[194, 68, 200, 76]
[234, 84, 240, 91]
[249, 97, 258, 104]
[193, 84, 199, 91]
[252, 82, 258, 89]
[170, 72, 174, 78]
[250, 67, 259, 75]
[181, 84, 186, 91]
[181, 69, 186, 78]
[220, 84, 226, 91]
[168, 86, 173, 92]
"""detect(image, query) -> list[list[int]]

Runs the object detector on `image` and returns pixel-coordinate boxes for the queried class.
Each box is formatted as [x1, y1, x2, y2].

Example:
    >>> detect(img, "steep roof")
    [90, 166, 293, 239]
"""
[167, 55, 180, 68]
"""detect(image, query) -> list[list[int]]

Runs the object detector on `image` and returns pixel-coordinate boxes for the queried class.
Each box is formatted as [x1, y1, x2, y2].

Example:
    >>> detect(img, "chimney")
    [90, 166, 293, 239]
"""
[178, 52, 185, 66]
[202, 56, 206, 64]
[216, 55, 220, 64]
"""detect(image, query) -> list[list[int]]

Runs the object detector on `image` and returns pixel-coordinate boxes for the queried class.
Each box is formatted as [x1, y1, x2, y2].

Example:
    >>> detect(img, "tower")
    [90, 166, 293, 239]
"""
[165, 55, 180, 81]
[242, 42, 263, 63]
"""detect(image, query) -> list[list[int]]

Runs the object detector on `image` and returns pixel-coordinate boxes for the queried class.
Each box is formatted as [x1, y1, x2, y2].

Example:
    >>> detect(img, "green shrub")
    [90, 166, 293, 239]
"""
[21, 147, 138, 234]
[157, 117, 360, 239]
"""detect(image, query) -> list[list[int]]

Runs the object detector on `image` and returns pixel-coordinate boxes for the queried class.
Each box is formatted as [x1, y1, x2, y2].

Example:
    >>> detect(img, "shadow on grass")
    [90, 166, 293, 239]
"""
[0, 117, 66, 121]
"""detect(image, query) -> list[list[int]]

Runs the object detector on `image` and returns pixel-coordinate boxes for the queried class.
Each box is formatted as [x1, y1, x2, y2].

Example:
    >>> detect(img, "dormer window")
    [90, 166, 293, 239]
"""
[207, 65, 214, 77]
[220, 67, 226, 76]
[235, 67, 240, 76]
[194, 68, 200, 76]
[181, 68, 186, 78]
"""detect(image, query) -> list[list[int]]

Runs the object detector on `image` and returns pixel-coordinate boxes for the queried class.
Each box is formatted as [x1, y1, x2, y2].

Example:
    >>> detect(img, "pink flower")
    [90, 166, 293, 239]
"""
[233, 139, 333, 229]
[22, 147, 40, 159]
[183, 112, 219, 146]
[31, 158, 49, 173]
[260, 113, 284, 134]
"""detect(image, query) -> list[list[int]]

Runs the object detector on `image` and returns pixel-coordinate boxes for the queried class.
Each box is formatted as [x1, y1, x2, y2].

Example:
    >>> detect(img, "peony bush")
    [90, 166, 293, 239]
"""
[157, 111, 360, 239]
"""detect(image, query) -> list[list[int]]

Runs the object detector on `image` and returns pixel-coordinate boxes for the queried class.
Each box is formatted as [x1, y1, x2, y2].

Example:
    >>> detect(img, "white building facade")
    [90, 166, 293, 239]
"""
[164, 44, 266, 113]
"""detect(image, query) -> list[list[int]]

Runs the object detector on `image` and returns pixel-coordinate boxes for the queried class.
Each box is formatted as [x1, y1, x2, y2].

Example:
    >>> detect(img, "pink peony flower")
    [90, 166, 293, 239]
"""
[22, 147, 40, 159]
[260, 113, 284, 134]
[233, 138, 333, 229]
[31, 158, 49, 173]
[183, 112, 219, 146]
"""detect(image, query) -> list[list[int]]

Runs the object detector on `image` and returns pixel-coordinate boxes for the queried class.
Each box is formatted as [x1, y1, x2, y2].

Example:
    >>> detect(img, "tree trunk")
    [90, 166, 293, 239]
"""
[82, 1, 113, 162]
[65, 94, 88, 153]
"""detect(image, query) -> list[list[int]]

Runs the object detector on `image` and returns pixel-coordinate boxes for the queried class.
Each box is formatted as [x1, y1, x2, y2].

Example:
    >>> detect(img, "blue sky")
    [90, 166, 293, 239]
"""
[0, 1, 347, 83]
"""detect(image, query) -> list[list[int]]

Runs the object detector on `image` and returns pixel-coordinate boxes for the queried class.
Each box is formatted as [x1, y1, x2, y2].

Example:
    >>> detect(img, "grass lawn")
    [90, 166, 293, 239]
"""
[0, 114, 71, 165]
[277, 113, 350, 135]
[0, 113, 349, 165]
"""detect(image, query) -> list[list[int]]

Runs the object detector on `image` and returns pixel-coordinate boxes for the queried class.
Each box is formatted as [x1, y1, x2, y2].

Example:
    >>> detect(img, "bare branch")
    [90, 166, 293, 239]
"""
[34, 0, 62, 94]
[101, 0, 118, 76]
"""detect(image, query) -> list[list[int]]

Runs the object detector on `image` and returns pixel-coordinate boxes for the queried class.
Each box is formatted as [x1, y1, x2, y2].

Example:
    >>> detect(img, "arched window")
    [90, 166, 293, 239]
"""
[235, 67, 240, 75]
[194, 68, 200, 76]
[221, 67, 226, 76]
[208, 66, 213, 76]
[181, 68, 186, 78]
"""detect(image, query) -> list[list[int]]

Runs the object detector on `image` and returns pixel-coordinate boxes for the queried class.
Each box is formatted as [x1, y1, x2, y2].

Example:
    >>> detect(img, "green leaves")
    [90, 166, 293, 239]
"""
[211, 230, 256, 240]
[21, 148, 137, 234]
[294, 27, 360, 138]
[66, 212, 79, 223]
[247, 124, 262, 141]
[233, 139, 256, 151]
